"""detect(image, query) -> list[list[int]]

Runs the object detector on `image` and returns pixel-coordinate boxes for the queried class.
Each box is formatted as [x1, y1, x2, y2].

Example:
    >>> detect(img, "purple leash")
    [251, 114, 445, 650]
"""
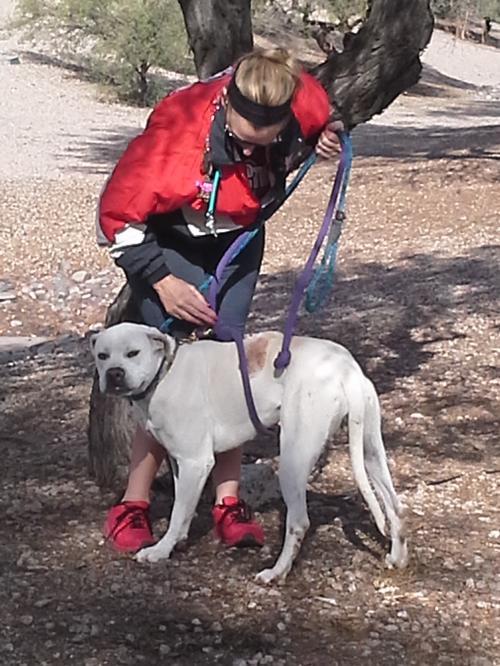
[206, 133, 351, 432]
[274, 133, 350, 370]
[207, 229, 271, 434]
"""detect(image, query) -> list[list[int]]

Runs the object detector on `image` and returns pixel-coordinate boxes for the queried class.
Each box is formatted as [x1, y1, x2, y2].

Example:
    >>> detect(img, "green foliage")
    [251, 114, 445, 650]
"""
[15, 0, 193, 105]
[323, 0, 368, 24]
[431, 0, 500, 20]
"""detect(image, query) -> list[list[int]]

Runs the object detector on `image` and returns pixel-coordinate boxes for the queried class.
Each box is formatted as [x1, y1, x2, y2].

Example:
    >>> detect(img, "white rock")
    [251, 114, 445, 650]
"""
[72, 270, 90, 283]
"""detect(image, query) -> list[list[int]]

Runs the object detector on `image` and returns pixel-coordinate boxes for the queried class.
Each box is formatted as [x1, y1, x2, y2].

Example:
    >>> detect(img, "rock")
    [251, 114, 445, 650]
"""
[71, 270, 90, 283]
[34, 598, 51, 608]
[0, 335, 51, 355]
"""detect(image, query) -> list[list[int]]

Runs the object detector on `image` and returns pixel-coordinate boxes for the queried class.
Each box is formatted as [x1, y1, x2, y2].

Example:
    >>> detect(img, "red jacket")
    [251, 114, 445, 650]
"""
[98, 71, 330, 243]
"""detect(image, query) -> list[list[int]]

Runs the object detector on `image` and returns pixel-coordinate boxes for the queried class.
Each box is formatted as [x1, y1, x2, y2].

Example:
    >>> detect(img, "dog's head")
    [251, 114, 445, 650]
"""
[90, 323, 174, 397]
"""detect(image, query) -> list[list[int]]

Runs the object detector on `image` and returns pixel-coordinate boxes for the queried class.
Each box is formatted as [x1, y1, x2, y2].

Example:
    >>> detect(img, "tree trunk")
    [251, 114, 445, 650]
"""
[312, 0, 434, 130]
[88, 0, 434, 489]
[177, 0, 253, 78]
[87, 285, 143, 489]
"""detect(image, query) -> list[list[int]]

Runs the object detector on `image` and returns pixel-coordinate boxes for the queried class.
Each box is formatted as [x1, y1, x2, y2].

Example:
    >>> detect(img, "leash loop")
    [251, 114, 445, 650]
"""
[274, 131, 352, 370]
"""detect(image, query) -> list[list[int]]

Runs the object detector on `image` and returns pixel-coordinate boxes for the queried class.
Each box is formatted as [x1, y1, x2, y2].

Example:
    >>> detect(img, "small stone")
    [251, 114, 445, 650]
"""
[34, 598, 51, 608]
[71, 270, 90, 283]
[20, 615, 33, 626]
[262, 633, 276, 644]
[159, 644, 171, 656]
[443, 557, 456, 571]
[210, 621, 223, 632]
[10, 319, 22, 327]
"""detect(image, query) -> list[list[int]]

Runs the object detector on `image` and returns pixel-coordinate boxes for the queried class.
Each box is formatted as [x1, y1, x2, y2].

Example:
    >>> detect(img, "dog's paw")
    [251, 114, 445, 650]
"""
[135, 544, 170, 564]
[255, 568, 287, 586]
[385, 543, 409, 570]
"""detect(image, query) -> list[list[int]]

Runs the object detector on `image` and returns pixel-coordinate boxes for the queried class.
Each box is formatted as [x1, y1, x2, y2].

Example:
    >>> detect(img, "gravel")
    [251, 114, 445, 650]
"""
[0, 5, 499, 666]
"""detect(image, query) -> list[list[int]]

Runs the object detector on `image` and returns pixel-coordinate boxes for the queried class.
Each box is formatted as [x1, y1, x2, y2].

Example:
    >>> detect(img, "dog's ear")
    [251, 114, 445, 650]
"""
[89, 333, 99, 355]
[146, 327, 173, 357]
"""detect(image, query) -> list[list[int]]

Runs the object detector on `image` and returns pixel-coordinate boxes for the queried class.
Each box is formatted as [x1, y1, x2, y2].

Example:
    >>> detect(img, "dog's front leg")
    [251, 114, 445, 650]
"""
[136, 455, 214, 564]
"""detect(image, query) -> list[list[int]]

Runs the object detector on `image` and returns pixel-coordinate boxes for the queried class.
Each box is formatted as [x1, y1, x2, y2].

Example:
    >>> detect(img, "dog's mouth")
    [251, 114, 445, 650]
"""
[105, 383, 131, 396]
[104, 378, 153, 399]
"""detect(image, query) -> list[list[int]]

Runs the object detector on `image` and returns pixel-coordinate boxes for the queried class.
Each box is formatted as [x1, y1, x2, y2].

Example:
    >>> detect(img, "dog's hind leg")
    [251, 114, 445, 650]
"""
[256, 391, 333, 585]
[362, 378, 408, 568]
[136, 453, 214, 564]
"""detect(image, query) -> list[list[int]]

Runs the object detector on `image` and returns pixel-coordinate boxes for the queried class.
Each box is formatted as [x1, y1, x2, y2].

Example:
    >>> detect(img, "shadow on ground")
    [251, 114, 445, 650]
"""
[1, 244, 498, 488]
[63, 108, 500, 176]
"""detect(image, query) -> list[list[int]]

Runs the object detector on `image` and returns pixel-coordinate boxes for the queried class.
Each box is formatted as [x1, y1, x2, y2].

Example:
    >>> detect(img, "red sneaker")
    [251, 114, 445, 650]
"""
[212, 496, 264, 548]
[103, 501, 156, 553]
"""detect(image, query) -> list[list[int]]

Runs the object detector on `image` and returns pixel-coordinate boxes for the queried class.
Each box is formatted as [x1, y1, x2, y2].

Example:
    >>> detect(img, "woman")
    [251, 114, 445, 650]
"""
[97, 47, 341, 553]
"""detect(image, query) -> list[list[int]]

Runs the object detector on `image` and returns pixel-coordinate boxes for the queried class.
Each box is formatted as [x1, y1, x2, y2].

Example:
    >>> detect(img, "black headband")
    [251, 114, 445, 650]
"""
[227, 76, 292, 127]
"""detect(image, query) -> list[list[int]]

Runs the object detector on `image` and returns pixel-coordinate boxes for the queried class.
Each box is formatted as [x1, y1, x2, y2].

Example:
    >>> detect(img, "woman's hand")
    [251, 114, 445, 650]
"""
[315, 120, 344, 159]
[153, 275, 218, 326]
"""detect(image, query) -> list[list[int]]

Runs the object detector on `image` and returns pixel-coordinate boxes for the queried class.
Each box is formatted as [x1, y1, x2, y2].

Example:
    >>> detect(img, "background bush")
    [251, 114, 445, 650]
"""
[15, 0, 193, 105]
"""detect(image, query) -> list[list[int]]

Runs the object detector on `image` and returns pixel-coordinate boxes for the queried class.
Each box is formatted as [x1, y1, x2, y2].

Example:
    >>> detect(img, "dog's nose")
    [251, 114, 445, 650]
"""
[106, 366, 125, 388]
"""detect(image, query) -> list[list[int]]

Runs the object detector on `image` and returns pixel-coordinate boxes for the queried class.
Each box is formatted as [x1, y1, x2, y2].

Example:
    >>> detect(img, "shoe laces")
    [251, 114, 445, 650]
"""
[219, 500, 253, 525]
[108, 505, 152, 539]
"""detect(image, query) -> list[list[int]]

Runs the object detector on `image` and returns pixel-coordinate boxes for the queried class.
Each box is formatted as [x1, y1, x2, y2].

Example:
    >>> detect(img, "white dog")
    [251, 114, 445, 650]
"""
[91, 322, 408, 584]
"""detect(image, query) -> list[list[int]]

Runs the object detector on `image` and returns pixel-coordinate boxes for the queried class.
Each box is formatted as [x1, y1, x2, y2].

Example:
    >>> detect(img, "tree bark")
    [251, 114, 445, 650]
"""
[87, 285, 143, 489]
[177, 0, 253, 78]
[312, 0, 434, 129]
[88, 0, 434, 489]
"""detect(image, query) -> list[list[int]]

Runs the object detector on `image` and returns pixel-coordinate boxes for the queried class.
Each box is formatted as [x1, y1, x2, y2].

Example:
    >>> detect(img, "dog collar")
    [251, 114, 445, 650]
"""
[128, 339, 179, 404]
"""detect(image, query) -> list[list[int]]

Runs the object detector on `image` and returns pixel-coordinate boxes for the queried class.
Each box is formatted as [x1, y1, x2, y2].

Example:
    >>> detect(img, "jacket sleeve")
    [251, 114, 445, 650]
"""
[113, 227, 170, 285]
[97, 119, 175, 284]
[292, 72, 331, 141]
[98, 126, 169, 243]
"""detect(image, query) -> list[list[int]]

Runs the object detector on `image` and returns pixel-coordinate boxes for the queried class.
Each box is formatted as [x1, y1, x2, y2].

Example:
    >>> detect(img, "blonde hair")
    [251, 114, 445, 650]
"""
[234, 48, 302, 107]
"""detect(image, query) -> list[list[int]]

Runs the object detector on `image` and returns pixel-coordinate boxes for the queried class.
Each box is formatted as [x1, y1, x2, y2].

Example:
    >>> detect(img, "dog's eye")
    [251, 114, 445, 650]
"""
[97, 352, 109, 360]
[126, 350, 140, 358]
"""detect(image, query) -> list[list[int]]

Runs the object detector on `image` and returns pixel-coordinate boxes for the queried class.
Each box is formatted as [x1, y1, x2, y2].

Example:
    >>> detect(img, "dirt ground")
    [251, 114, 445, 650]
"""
[1, 13, 500, 666]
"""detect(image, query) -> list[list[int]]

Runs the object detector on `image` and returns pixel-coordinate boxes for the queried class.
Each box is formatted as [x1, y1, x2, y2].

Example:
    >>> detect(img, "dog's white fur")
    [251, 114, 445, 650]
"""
[91, 322, 408, 583]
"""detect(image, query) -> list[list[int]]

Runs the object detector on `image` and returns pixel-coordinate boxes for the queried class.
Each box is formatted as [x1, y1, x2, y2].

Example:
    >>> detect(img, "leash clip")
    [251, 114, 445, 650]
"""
[204, 211, 218, 236]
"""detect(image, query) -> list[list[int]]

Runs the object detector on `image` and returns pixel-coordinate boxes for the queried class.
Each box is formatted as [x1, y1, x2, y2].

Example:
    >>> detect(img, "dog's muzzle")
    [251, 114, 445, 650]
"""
[105, 366, 127, 393]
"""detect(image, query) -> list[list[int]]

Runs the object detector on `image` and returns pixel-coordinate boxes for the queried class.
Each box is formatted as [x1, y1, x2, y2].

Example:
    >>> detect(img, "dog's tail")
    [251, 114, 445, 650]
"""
[361, 377, 407, 543]
[345, 373, 387, 536]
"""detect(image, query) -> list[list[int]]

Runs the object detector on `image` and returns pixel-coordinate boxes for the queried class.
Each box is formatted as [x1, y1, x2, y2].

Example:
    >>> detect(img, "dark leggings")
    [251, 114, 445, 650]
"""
[127, 222, 265, 340]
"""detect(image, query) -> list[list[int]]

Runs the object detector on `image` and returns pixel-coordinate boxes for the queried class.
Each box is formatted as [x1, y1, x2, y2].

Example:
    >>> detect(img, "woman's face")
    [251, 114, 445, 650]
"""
[224, 102, 289, 157]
